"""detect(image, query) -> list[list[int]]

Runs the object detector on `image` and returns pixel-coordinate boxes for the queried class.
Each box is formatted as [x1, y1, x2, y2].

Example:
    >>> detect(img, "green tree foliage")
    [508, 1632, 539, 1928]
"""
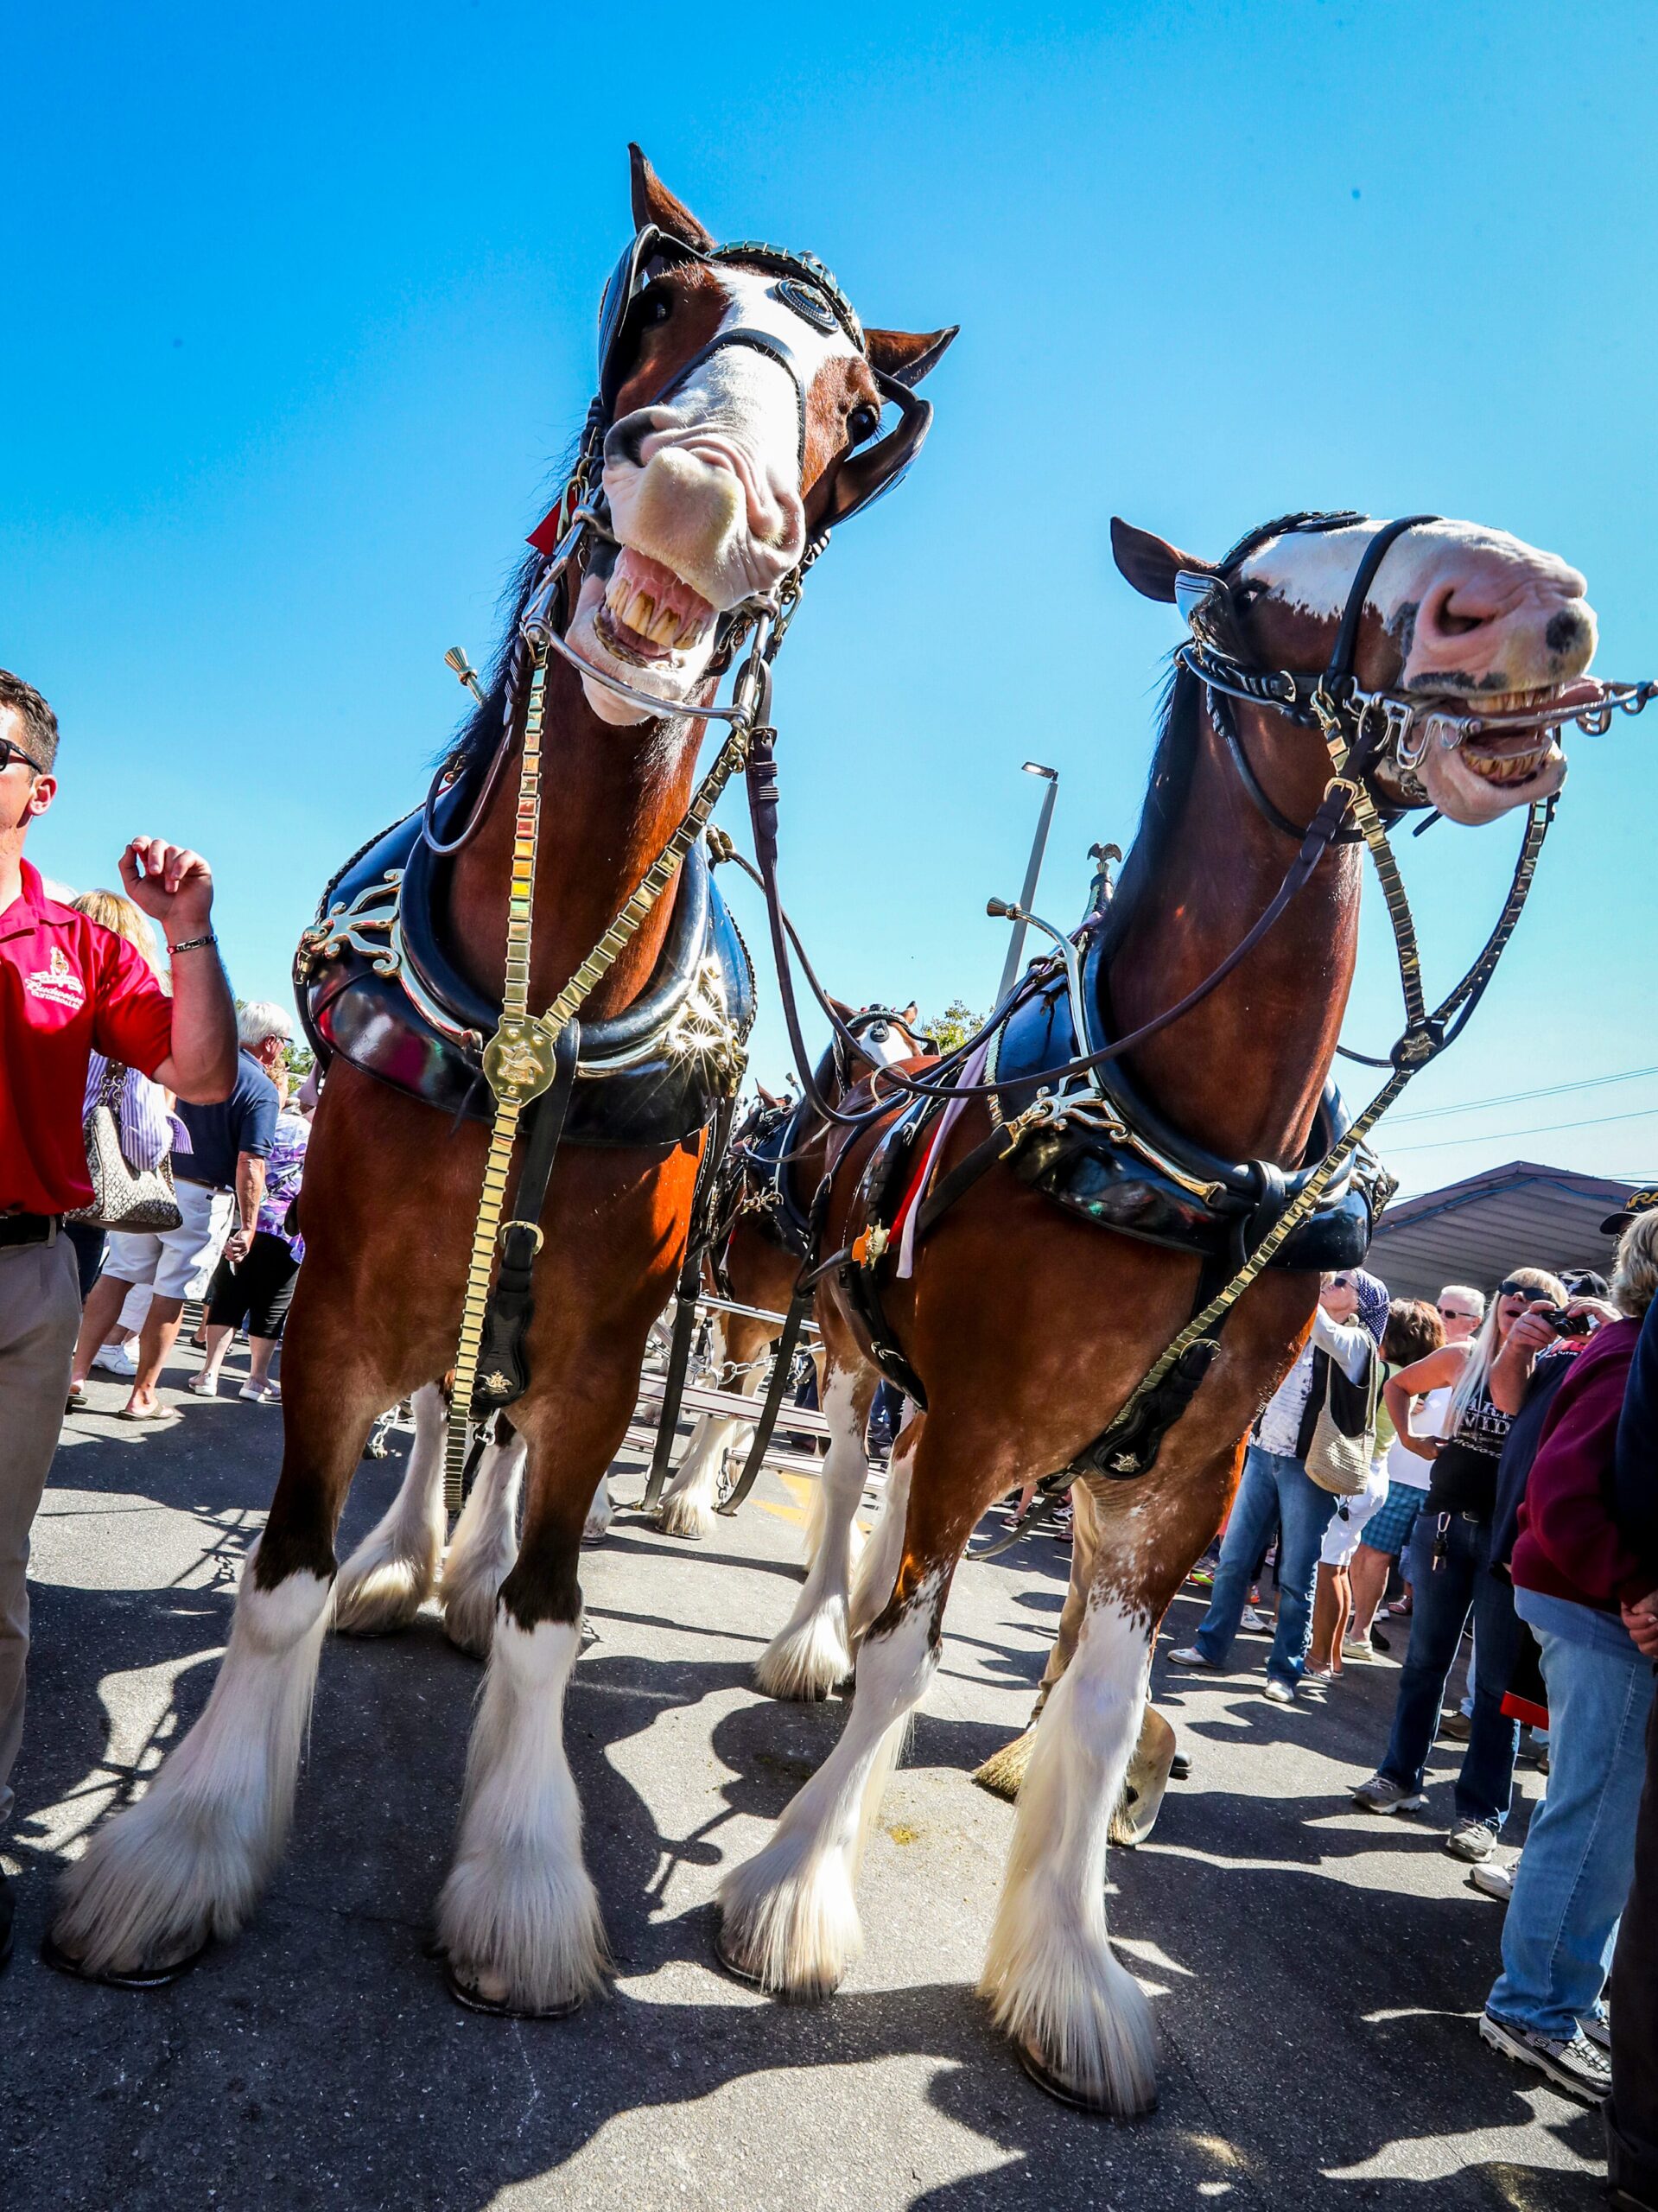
[923, 998, 983, 1053]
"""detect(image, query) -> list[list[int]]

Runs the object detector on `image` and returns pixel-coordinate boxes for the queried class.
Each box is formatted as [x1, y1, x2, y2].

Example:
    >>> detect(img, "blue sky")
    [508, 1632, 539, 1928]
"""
[7, 2, 1656, 1199]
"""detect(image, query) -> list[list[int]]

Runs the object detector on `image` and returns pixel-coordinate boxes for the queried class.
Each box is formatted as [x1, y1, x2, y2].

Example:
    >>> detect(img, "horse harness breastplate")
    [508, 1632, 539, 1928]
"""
[295, 789, 755, 1150]
[830, 917, 1394, 1419]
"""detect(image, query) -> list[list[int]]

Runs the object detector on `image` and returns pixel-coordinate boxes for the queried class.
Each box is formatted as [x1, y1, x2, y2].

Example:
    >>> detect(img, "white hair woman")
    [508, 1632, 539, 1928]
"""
[1477, 1212, 1658, 2103]
[1350, 1264, 1566, 1858]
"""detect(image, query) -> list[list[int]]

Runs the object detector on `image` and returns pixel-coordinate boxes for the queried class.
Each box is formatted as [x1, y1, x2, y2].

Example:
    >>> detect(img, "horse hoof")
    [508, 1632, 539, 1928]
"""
[442, 1958, 581, 2019]
[1015, 2037, 1158, 2119]
[712, 1923, 765, 1988]
[41, 1929, 210, 1990]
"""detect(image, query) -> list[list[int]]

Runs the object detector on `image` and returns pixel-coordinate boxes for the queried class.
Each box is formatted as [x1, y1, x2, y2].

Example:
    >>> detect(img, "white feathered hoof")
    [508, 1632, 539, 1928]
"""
[332, 1529, 438, 1637]
[581, 1478, 613, 1547]
[980, 1932, 1158, 2118]
[657, 1484, 718, 1541]
[437, 1851, 607, 2019]
[753, 1602, 853, 1702]
[715, 1834, 861, 1999]
[51, 1570, 330, 1980]
[441, 1573, 503, 1661]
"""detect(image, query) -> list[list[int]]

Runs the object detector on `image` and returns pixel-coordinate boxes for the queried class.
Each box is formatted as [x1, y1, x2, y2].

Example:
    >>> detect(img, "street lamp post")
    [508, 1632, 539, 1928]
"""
[996, 761, 1059, 1004]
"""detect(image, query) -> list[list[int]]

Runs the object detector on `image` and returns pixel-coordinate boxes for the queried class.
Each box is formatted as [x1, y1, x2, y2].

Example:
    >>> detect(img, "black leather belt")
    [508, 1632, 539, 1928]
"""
[0, 1212, 57, 1249]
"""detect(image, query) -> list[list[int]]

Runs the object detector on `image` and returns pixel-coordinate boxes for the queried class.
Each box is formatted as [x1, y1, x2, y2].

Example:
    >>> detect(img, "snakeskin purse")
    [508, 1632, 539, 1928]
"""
[65, 1063, 182, 1234]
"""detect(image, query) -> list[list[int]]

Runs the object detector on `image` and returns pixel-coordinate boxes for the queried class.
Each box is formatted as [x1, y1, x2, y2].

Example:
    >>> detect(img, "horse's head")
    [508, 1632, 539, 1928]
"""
[1113, 512, 1600, 826]
[567, 149, 955, 727]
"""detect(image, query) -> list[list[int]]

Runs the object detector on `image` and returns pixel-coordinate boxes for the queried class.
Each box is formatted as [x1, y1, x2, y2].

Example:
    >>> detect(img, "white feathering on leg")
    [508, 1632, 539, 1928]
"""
[440, 1428, 525, 1657]
[755, 1370, 869, 1700]
[333, 1384, 448, 1635]
[978, 1595, 1159, 2116]
[437, 1615, 607, 2013]
[721, 1579, 940, 1996]
[52, 1562, 332, 1974]
[849, 1443, 912, 1645]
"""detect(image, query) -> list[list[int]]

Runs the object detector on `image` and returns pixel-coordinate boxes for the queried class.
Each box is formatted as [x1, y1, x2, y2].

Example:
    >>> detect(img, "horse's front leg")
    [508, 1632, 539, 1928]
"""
[50, 1269, 419, 1978]
[753, 1357, 875, 1701]
[658, 1313, 763, 1541]
[719, 1409, 981, 1996]
[435, 1352, 633, 2015]
[441, 1417, 526, 1657]
[978, 1441, 1240, 2115]
[334, 1382, 449, 1635]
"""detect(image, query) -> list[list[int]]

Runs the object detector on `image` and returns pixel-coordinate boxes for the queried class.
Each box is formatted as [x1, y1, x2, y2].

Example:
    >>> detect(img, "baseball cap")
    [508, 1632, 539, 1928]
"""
[1600, 1188, 1658, 1236]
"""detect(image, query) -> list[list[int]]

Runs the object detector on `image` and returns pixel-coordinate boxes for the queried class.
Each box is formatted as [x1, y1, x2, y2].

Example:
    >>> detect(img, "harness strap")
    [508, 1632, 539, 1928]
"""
[718, 1284, 814, 1516]
[469, 1019, 582, 1427]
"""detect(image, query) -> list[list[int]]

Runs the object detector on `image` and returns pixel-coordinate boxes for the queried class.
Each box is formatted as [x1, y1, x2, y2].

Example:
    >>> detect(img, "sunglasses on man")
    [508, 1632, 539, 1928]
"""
[1438, 1303, 1478, 1320]
[0, 735, 45, 777]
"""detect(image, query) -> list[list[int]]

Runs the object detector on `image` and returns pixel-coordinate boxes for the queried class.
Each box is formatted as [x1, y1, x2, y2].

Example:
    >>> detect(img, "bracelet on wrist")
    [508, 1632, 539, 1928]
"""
[168, 932, 219, 956]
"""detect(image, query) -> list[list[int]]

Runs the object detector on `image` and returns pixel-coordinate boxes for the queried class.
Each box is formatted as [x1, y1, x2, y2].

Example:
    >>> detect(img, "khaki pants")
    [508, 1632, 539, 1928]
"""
[0, 1229, 80, 1829]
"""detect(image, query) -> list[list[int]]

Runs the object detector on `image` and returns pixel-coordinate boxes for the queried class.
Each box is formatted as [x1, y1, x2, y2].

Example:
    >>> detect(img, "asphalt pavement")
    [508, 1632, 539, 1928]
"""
[0, 1346, 1608, 2211]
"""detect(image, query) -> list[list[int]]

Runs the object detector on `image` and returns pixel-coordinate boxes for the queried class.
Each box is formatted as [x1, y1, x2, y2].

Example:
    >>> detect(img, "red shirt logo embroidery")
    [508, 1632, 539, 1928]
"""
[24, 944, 86, 1010]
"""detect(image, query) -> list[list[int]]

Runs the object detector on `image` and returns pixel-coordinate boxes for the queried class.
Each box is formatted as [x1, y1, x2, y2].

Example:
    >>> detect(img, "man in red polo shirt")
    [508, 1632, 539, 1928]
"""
[0, 667, 237, 1972]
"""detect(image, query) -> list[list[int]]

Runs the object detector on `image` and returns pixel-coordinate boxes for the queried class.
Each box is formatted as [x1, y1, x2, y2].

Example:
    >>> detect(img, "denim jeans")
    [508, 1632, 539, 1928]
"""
[1487, 1590, 1655, 2040]
[1193, 1446, 1337, 1689]
[1379, 1509, 1522, 1827]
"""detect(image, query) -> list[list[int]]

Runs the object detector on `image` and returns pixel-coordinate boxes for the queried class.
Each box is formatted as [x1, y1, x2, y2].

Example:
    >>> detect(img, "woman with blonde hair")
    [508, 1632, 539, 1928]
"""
[1475, 1212, 1658, 2104]
[1350, 1264, 1566, 1858]
[63, 893, 186, 1385]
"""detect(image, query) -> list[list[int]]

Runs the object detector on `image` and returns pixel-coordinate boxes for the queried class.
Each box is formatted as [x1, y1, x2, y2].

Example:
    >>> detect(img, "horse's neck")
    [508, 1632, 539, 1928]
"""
[1105, 700, 1362, 1166]
[445, 656, 705, 1018]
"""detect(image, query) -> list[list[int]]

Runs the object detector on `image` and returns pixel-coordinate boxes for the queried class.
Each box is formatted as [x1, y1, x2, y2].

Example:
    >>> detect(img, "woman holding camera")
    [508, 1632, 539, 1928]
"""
[1478, 1211, 1658, 2105]
[1350, 1266, 1566, 1860]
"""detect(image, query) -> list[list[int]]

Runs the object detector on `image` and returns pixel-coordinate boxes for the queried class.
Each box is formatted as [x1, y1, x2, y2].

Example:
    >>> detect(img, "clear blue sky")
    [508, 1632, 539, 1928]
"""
[8, 2, 1655, 1199]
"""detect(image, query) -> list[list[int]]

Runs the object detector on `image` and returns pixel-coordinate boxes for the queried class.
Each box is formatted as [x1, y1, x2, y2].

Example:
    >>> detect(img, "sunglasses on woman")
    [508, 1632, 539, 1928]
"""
[1497, 1278, 1535, 1299]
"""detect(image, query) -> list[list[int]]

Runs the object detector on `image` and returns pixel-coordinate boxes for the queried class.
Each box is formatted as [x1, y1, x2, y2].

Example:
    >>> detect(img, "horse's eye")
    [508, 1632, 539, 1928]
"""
[847, 403, 880, 445]
[640, 289, 672, 327]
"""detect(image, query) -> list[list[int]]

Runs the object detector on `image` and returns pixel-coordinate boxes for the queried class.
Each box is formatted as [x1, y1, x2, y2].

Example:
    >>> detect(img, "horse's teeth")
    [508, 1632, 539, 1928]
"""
[677, 612, 708, 647]
[649, 606, 681, 647]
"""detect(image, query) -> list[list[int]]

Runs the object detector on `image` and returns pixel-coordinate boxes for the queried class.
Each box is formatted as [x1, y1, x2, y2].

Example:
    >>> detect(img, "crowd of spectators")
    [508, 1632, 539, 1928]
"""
[1161, 1203, 1658, 2145]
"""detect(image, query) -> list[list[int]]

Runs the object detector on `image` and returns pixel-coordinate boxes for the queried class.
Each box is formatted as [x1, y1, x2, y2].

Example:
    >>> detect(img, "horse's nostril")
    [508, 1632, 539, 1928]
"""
[1546, 607, 1589, 656]
[605, 415, 654, 471]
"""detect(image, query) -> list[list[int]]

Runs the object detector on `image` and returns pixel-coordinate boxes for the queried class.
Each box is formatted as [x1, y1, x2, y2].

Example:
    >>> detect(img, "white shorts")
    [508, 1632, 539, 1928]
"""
[1320, 1462, 1389, 1569]
[104, 1179, 235, 1304]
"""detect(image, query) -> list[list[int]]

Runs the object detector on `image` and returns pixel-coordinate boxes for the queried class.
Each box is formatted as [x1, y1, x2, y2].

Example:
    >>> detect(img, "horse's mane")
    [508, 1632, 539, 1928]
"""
[438, 441, 588, 772]
[1099, 509, 1358, 949]
[1101, 655, 1200, 950]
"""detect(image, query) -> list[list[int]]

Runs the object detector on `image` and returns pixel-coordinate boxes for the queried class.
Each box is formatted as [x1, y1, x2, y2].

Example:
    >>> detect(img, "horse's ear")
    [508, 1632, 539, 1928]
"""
[1110, 518, 1217, 605]
[628, 144, 715, 251]
[828, 995, 855, 1025]
[900, 1001, 918, 1022]
[866, 326, 958, 388]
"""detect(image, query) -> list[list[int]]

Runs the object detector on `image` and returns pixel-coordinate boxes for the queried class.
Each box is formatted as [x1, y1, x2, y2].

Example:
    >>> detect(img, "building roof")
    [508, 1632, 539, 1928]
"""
[1369, 1160, 1642, 1303]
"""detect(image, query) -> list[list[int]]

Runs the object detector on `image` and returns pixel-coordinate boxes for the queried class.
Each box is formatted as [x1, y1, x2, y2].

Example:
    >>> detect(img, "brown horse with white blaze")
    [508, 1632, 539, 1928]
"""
[715, 509, 1598, 2113]
[50, 149, 953, 2013]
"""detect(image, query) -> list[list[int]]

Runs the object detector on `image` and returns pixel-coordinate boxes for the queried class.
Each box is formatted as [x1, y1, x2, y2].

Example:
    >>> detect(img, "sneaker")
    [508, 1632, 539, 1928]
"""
[1441, 1710, 1473, 1743]
[1167, 1645, 1219, 1669]
[1479, 2011, 1610, 2104]
[1341, 1637, 1377, 1662]
[1238, 1605, 1273, 1636]
[1471, 1860, 1515, 1903]
[1262, 1678, 1295, 1705]
[1446, 1819, 1499, 1863]
[1583, 2006, 1611, 2051]
[92, 1344, 139, 1378]
[1350, 1774, 1428, 1815]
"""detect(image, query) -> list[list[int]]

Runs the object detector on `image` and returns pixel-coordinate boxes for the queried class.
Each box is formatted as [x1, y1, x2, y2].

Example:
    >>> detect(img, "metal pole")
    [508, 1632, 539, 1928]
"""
[997, 768, 1058, 1003]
